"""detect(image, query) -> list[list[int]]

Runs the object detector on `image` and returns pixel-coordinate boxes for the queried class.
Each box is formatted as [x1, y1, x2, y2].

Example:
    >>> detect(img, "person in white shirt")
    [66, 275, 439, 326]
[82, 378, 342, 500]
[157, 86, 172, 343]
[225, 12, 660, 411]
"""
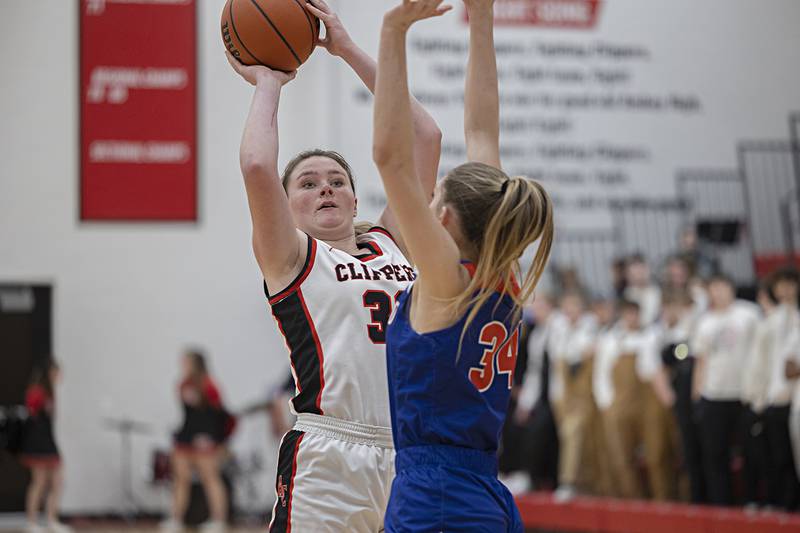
[516, 295, 558, 420]
[739, 281, 774, 509]
[691, 274, 760, 506]
[593, 300, 648, 499]
[785, 327, 800, 487]
[549, 292, 597, 501]
[624, 254, 662, 326]
[760, 268, 800, 510]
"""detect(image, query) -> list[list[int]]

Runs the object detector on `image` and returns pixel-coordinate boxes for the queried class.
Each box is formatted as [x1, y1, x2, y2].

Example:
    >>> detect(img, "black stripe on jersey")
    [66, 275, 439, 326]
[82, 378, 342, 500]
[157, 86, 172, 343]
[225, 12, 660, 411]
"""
[271, 290, 325, 415]
[353, 241, 383, 262]
[266, 236, 317, 305]
[366, 226, 397, 244]
[269, 430, 304, 533]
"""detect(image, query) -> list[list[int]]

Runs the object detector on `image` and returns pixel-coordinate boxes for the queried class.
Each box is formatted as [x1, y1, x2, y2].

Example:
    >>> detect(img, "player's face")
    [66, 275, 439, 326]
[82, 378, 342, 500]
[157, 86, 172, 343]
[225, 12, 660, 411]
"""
[286, 156, 357, 237]
[430, 181, 461, 240]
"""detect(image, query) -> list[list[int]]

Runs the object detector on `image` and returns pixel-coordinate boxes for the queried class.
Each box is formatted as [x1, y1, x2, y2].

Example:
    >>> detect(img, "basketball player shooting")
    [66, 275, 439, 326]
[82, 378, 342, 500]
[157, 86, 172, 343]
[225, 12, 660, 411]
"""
[225, 0, 443, 530]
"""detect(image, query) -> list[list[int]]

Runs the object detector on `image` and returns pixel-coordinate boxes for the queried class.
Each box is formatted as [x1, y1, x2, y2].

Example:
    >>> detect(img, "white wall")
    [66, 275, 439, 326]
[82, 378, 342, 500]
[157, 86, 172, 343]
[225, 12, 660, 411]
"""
[0, 0, 349, 513]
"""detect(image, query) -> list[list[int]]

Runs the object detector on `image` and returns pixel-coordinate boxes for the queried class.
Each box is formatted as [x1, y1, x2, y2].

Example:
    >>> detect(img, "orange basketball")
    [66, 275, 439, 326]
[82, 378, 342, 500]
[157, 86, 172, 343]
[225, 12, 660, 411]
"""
[221, 0, 319, 72]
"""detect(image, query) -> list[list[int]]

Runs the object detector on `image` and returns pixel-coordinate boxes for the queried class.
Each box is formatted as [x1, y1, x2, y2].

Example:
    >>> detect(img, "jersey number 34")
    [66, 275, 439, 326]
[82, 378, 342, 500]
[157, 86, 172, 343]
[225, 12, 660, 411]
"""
[468, 322, 519, 392]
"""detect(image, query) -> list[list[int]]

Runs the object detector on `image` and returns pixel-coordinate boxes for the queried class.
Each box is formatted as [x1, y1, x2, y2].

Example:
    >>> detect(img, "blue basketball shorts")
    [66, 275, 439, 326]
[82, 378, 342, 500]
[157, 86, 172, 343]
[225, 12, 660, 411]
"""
[385, 444, 523, 533]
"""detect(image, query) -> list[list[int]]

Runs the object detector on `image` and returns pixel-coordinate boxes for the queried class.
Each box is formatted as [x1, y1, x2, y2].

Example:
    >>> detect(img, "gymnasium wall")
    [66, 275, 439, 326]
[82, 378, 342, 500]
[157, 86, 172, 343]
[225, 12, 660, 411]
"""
[335, 0, 800, 289]
[0, 0, 345, 513]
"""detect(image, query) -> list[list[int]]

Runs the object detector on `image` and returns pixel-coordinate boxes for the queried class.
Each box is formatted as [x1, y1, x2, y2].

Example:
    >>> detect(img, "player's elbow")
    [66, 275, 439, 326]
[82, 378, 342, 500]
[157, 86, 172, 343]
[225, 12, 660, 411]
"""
[372, 142, 398, 171]
[418, 122, 443, 147]
[240, 153, 276, 182]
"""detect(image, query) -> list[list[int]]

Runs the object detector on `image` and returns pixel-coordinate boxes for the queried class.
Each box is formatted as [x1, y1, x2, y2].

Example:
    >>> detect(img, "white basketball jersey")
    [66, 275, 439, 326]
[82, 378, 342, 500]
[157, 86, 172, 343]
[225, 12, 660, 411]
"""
[266, 227, 415, 428]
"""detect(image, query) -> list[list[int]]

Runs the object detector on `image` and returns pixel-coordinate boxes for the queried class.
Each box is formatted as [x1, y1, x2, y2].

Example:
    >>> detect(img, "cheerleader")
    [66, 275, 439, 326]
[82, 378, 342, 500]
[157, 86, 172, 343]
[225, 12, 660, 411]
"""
[19, 359, 71, 533]
[162, 350, 233, 533]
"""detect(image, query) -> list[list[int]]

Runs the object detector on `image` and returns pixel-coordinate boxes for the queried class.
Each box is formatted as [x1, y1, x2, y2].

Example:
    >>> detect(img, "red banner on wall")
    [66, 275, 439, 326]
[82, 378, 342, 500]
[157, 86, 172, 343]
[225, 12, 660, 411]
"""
[80, 0, 196, 221]
[472, 0, 602, 28]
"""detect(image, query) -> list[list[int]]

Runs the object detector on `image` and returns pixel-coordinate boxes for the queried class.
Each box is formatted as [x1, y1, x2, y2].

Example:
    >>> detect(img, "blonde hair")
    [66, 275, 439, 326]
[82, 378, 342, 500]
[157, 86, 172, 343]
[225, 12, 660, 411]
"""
[442, 162, 554, 341]
[354, 221, 375, 243]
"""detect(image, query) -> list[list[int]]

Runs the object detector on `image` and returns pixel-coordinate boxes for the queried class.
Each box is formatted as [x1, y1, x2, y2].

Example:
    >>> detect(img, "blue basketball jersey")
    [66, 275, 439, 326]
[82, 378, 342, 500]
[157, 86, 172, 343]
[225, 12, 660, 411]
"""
[386, 273, 520, 454]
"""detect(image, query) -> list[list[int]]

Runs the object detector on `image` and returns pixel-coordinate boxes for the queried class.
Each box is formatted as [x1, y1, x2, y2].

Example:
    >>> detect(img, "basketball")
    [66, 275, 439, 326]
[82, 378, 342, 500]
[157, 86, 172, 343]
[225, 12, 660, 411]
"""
[221, 0, 320, 72]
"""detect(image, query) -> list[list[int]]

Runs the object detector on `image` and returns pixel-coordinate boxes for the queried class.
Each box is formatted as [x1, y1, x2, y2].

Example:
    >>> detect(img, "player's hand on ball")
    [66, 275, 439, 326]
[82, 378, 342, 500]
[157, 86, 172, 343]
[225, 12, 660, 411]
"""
[384, 0, 453, 31]
[304, 0, 354, 58]
[225, 52, 296, 87]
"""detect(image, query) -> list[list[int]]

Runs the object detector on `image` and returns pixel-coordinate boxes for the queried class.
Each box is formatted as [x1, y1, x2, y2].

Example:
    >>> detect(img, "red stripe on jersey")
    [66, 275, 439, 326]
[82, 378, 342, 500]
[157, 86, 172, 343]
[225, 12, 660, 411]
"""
[462, 262, 521, 297]
[269, 238, 318, 305]
[296, 288, 325, 414]
[356, 241, 384, 262]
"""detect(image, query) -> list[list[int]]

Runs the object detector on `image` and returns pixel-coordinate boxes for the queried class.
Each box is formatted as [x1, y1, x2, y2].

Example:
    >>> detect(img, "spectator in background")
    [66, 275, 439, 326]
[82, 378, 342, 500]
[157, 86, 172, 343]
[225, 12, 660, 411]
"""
[499, 297, 536, 489]
[554, 266, 588, 300]
[692, 275, 760, 506]
[592, 297, 617, 334]
[639, 309, 679, 501]
[761, 268, 800, 509]
[678, 226, 719, 281]
[658, 290, 706, 503]
[662, 254, 692, 293]
[624, 254, 662, 325]
[740, 279, 774, 509]
[549, 292, 596, 501]
[611, 258, 628, 301]
[586, 296, 618, 497]
[786, 323, 800, 487]
[505, 294, 560, 493]
[19, 359, 71, 533]
[163, 350, 233, 533]
[593, 301, 647, 499]
[662, 254, 709, 313]
[265, 374, 295, 440]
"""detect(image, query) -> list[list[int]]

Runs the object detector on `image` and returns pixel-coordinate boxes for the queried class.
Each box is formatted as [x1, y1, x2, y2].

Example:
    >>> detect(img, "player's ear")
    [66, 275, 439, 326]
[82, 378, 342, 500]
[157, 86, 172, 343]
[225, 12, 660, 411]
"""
[438, 204, 450, 226]
[353, 197, 358, 218]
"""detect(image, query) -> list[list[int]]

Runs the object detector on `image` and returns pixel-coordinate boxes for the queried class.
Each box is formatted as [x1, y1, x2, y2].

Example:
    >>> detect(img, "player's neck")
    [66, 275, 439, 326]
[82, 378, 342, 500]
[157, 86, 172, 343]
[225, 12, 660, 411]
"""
[324, 234, 360, 256]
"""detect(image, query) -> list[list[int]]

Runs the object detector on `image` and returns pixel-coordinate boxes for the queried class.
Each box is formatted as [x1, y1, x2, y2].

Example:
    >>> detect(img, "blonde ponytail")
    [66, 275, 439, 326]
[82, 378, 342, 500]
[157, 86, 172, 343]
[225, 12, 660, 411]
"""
[441, 164, 554, 348]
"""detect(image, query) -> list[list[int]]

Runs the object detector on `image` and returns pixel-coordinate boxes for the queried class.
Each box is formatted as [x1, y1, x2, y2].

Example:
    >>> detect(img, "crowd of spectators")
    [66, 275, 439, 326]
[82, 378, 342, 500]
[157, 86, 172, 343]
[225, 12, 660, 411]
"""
[500, 231, 800, 512]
